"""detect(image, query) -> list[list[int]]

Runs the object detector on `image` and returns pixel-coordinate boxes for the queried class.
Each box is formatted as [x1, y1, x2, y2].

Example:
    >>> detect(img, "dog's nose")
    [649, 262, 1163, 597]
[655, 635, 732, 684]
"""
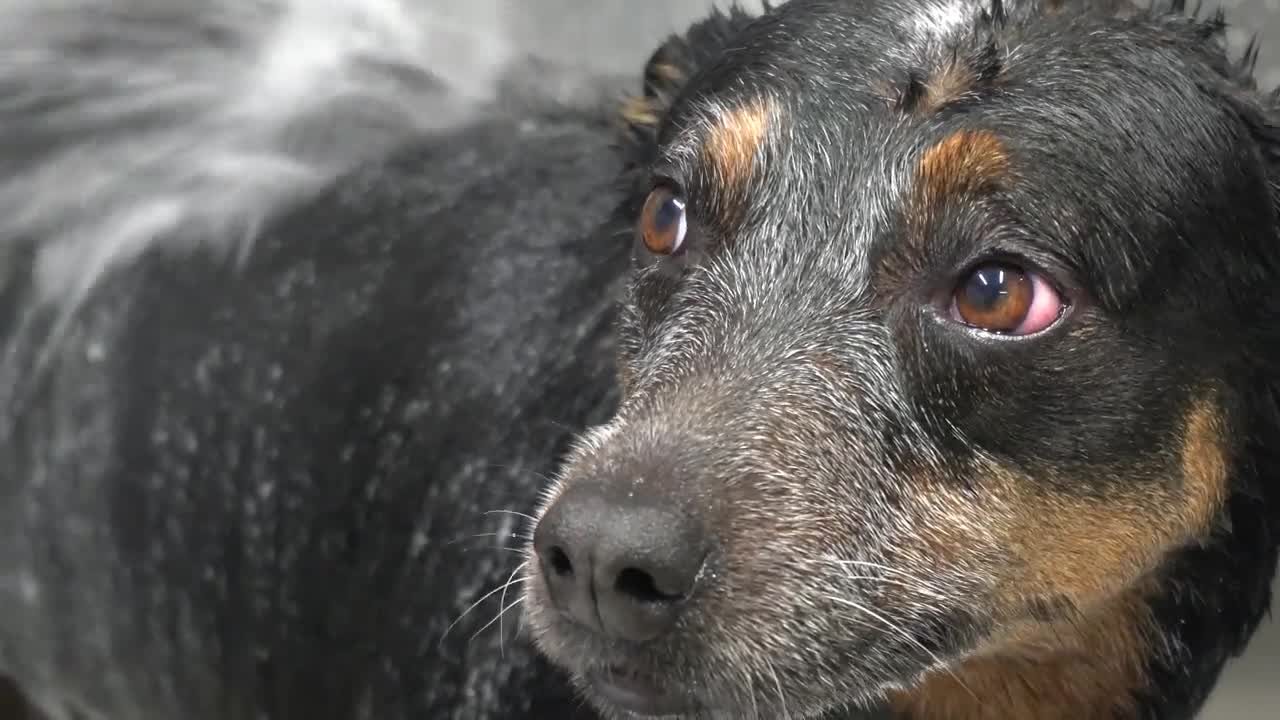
[533, 482, 707, 643]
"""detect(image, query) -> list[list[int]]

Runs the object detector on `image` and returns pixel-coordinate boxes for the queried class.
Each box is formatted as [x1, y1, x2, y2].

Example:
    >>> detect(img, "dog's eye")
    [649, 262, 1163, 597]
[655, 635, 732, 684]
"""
[951, 263, 1063, 335]
[640, 186, 687, 255]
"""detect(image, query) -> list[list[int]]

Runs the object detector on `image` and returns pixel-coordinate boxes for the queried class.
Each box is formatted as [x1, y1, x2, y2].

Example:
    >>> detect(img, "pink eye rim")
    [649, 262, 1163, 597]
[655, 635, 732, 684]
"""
[946, 261, 1070, 338]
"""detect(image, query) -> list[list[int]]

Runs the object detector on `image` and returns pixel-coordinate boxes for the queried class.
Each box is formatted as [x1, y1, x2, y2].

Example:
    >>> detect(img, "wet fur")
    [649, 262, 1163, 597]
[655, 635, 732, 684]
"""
[0, 108, 629, 720]
[0, 1, 633, 718]
[527, 1, 1280, 719]
[1, 1, 1278, 720]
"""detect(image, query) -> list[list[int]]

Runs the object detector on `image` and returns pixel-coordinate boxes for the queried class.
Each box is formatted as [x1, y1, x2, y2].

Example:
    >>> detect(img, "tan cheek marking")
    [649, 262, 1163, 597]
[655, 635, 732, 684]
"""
[992, 394, 1229, 606]
[889, 396, 1228, 718]
[701, 97, 775, 204]
[1177, 394, 1231, 532]
[888, 582, 1158, 720]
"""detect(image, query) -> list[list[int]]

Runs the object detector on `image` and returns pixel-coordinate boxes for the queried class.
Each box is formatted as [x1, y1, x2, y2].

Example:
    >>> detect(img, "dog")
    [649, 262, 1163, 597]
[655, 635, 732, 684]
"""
[523, 0, 1280, 717]
[3, 0, 1280, 719]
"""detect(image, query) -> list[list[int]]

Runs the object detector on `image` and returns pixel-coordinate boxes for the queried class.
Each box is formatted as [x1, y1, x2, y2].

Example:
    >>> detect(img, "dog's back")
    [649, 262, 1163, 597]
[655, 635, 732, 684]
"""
[0, 79, 629, 720]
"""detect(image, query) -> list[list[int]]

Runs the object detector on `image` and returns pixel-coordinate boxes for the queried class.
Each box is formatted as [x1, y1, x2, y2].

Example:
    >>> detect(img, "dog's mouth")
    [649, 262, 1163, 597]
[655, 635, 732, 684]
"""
[584, 663, 700, 717]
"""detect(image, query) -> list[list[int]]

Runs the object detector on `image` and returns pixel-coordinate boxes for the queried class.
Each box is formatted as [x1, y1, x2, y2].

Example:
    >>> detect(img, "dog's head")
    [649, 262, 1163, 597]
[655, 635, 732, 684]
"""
[525, 1, 1280, 717]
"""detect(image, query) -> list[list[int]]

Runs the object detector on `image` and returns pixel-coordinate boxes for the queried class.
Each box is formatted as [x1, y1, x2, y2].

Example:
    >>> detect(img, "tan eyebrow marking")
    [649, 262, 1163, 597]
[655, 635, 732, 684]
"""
[915, 128, 1010, 207]
[702, 97, 774, 195]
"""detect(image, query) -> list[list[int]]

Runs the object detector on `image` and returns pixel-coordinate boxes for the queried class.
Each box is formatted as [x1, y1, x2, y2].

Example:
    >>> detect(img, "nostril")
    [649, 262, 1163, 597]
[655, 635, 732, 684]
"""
[534, 486, 709, 643]
[615, 567, 684, 604]
[547, 546, 574, 578]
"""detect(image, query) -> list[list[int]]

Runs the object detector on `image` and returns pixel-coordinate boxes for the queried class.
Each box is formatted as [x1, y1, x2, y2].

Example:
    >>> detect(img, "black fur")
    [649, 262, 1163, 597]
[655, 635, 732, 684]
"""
[0, 110, 628, 718]
[531, 1, 1280, 718]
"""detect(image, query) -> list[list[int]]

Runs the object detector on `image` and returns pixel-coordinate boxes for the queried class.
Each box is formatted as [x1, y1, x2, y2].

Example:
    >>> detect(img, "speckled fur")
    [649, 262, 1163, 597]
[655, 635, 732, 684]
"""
[526, 1, 1280, 719]
[0, 98, 628, 720]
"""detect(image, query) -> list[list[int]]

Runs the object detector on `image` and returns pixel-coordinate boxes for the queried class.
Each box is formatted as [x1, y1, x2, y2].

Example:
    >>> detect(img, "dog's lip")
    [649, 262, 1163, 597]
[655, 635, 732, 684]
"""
[586, 664, 698, 716]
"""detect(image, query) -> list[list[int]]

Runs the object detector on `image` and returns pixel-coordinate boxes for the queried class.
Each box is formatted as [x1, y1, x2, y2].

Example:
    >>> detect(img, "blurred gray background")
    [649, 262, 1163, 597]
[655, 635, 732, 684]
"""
[507, 0, 1279, 717]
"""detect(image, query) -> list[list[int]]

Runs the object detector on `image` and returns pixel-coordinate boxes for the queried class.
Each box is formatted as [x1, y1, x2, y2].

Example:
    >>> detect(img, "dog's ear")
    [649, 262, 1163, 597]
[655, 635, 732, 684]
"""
[1163, 4, 1280, 227]
[619, 6, 761, 156]
[1183, 9, 1280, 165]
[1207, 32, 1280, 224]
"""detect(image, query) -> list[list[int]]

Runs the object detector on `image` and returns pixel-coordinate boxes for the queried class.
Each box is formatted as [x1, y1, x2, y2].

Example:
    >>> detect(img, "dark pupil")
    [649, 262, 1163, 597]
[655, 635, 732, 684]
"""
[654, 197, 681, 232]
[964, 267, 1014, 311]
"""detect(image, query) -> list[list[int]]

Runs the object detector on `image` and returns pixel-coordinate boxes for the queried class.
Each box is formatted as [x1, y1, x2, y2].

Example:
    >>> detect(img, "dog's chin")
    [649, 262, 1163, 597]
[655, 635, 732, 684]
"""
[529, 617, 902, 720]
[577, 664, 704, 719]
[526, 610, 720, 717]
[525, 577, 952, 719]
[571, 664, 906, 720]
[530, 623, 709, 717]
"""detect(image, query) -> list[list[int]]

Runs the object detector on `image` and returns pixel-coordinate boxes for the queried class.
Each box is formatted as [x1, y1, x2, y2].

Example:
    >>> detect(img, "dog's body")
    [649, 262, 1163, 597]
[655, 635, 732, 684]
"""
[1, 110, 626, 719]
[2, 1, 1279, 720]
[0, 3, 638, 717]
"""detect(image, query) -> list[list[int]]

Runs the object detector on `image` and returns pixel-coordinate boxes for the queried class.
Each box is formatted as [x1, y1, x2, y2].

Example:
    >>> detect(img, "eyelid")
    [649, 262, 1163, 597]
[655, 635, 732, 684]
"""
[973, 230, 1081, 293]
[649, 173, 686, 197]
[956, 248, 1075, 302]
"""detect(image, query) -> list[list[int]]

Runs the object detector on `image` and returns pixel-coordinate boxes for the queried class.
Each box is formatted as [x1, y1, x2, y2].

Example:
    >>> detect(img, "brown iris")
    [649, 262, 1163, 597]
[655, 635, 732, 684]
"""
[954, 263, 1033, 333]
[639, 186, 687, 255]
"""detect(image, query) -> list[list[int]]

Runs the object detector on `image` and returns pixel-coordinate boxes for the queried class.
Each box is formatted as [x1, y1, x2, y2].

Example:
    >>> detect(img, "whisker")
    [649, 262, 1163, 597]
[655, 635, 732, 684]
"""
[538, 417, 582, 434]
[483, 509, 538, 523]
[471, 596, 525, 645]
[831, 558, 949, 584]
[443, 544, 529, 556]
[826, 595, 977, 702]
[836, 573, 951, 601]
[446, 531, 531, 542]
[440, 563, 526, 648]
[827, 558, 952, 596]
[497, 562, 527, 657]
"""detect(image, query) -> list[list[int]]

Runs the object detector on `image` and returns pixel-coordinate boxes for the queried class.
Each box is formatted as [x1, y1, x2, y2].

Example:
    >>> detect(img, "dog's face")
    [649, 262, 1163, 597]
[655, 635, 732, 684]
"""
[525, 1, 1280, 717]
